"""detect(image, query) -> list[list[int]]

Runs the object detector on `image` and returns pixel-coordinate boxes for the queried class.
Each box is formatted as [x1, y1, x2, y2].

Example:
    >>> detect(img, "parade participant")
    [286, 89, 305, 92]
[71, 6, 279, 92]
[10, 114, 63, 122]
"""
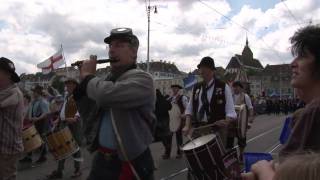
[22, 94, 32, 128]
[232, 81, 254, 128]
[154, 89, 172, 160]
[74, 27, 156, 180]
[183, 56, 237, 148]
[227, 81, 255, 155]
[0, 57, 24, 180]
[167, 84, 188, 159]
[278, 25, 320, 161]
[47, 78, 82, 179]
[20, 85, 49, 164]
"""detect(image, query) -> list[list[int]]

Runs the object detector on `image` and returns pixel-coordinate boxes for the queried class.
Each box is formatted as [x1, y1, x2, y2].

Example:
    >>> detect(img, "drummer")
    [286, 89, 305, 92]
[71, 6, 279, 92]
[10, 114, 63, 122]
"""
[20, 85, 50, 164]
[166, 84, 188, 159]
[183, 56, 237, 148]
[22, 93, 33, 128]
[47, 77, 82, 179]
[228, 81, 254, 159]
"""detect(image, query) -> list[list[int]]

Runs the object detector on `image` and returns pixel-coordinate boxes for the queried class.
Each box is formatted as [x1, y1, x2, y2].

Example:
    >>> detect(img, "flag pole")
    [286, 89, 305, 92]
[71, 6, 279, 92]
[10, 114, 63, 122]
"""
[61, 44, 68, 77]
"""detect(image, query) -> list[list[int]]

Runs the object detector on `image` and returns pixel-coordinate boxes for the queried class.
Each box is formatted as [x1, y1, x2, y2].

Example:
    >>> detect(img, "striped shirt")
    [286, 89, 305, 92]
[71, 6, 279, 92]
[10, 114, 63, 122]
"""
[0, 85, 24, 154]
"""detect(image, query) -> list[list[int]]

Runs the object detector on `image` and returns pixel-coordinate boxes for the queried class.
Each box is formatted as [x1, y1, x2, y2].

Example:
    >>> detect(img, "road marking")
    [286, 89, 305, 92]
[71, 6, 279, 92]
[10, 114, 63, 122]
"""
[247, 126, 282, 144]
[266, 142, 281, 153]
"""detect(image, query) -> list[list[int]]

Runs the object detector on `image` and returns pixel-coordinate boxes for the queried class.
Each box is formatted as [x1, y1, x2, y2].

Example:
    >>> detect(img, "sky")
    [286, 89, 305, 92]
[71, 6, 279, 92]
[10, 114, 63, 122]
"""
[0, 0, 319, 75]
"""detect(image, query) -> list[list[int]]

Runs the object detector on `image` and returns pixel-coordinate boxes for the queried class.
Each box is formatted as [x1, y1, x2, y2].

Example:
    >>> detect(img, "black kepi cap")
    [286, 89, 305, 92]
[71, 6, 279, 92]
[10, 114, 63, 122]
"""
[104, 28, 139, 48]
[197, 56, 216, 70]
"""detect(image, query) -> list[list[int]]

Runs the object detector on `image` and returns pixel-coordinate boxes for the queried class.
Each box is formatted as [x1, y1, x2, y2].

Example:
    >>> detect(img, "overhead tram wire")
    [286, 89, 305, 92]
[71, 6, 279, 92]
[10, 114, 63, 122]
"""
[281, 0, 302, 27]
[196, 0, 285, 61]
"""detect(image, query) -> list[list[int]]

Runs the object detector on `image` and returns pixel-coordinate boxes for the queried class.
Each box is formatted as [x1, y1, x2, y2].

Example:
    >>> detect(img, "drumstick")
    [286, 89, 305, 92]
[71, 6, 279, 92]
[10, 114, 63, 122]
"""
[186, 135, 196, 146]
[192, 123, 218, 131]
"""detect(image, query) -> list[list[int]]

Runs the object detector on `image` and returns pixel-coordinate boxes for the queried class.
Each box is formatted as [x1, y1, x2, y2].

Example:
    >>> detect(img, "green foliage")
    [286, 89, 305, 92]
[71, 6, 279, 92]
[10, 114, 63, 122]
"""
[51, 75, 64, 94]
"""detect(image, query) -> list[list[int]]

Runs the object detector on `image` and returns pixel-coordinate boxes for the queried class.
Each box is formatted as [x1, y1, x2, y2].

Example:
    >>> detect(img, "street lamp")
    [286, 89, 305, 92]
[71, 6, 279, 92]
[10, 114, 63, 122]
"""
[147, 1, 157, 73]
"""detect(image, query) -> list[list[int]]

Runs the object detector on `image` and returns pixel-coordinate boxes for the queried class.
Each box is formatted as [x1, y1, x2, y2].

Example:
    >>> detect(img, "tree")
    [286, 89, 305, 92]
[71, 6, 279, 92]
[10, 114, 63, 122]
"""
[51, 75, 65, 94]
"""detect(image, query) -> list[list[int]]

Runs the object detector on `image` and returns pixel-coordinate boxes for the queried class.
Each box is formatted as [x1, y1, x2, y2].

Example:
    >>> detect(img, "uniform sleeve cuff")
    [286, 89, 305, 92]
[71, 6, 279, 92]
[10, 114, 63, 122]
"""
[73, 75, 95, 100]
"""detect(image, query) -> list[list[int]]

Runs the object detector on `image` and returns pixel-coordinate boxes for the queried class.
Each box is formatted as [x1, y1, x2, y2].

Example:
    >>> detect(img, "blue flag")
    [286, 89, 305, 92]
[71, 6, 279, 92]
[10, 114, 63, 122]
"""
[183, 74, 197, 90]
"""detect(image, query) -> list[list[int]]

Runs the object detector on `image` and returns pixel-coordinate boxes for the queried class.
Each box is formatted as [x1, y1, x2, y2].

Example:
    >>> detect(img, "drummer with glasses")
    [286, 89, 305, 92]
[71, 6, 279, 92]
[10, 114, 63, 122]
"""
[166, 84, 189, 159]
[228, 81, 254, 160]
[183, 56, 237, 148]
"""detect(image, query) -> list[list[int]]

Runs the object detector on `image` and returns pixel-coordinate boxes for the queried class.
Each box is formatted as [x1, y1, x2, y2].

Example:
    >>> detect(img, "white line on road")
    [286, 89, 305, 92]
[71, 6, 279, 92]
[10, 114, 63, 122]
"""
[247, 126, 282, 144]
[265, 142, 281, 153]
[267, 143, 282, 153]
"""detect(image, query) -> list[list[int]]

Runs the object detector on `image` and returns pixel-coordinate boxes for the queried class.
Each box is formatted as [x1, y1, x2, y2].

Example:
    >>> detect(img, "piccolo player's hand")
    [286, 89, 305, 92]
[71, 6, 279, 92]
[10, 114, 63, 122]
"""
[80, 55, 97, 80]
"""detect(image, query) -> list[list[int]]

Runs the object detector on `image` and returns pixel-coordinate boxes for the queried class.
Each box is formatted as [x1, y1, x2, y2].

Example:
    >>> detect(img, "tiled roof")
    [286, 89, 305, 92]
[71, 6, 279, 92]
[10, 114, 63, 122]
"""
[235, 54, 264, 69]
[138, 61, 181, 74]
[263, 64, 291, 76]
[226, 56, 241, 69]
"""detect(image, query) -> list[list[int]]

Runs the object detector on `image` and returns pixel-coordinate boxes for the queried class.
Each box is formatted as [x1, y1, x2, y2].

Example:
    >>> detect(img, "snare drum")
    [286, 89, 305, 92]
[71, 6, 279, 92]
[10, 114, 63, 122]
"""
[181, 134, 229, 180]
[22, 125, 43, 153]
[46, 127, 79, 161]
[235, 104, 248, 139]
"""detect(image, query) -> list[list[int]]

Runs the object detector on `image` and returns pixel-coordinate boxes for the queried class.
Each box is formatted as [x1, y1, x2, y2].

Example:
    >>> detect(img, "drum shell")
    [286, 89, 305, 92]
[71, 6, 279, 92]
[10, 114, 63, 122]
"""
[182, 134, 228, 180]
[22, 125, 43, 153]
[228, 105, 248, 138]
[46, 127, 79, 161]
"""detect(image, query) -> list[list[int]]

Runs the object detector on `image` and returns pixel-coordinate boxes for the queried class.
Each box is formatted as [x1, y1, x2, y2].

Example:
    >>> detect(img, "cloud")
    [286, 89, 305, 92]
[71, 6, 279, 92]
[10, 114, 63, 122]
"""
[175, 18, 206, 36]
[0, 0, 319, 75]
[32, 12, 112, 53]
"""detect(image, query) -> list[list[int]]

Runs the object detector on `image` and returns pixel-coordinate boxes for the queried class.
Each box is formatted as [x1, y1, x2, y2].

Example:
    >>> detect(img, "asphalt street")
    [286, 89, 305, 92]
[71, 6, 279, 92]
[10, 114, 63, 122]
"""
[17, 114, 288, 180]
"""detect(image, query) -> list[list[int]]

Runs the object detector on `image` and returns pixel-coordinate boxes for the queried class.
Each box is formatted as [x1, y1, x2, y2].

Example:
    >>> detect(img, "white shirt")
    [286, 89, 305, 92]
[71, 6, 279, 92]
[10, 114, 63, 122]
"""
[170, 94, 188, 109]
[185, 79, 237, 121]
[233, 93, 253, 110]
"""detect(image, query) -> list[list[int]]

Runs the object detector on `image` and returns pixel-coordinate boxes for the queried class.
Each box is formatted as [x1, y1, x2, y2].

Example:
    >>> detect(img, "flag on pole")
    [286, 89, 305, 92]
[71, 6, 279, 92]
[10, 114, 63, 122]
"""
[183, 74, 197, 90]
[37, 48, 64, 74]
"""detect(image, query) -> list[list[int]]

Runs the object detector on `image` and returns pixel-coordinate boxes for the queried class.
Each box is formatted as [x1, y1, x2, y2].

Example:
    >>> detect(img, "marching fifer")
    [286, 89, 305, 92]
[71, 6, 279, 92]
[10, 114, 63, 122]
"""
[74, 27, 156, 180]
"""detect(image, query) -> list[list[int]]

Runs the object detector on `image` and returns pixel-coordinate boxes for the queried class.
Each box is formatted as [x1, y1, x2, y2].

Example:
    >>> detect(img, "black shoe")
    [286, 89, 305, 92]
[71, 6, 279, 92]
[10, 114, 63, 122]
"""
[46, 170, 63, 179]
[70, 170, 82, 178]
[176, 153, 182, 159]
[19, 157, 32, 163]
[35, 156, 47, 164]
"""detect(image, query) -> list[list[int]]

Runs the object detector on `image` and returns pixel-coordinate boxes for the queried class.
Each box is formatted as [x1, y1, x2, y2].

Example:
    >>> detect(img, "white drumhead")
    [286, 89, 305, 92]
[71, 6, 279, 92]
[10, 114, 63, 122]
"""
[182, 134, 216, 151]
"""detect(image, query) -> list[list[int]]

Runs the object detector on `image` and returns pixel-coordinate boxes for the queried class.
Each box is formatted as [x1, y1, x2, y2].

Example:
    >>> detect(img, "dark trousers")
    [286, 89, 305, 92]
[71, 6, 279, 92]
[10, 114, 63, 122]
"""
[162, 129, 183, 155]
[34, 120, 48, 159]
[161, 135, 172, 156]
[175, 130, 183, 154]
[226, 136, 247, 149]
[57, 150, 81, 172]
[87, 148, 155, 180]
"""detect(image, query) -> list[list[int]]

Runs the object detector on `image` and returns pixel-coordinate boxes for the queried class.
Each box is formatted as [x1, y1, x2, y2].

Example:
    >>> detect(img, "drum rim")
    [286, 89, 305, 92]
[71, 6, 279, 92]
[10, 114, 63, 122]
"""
[181, 134, 217, 151]
[53, 147, 80, 161]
